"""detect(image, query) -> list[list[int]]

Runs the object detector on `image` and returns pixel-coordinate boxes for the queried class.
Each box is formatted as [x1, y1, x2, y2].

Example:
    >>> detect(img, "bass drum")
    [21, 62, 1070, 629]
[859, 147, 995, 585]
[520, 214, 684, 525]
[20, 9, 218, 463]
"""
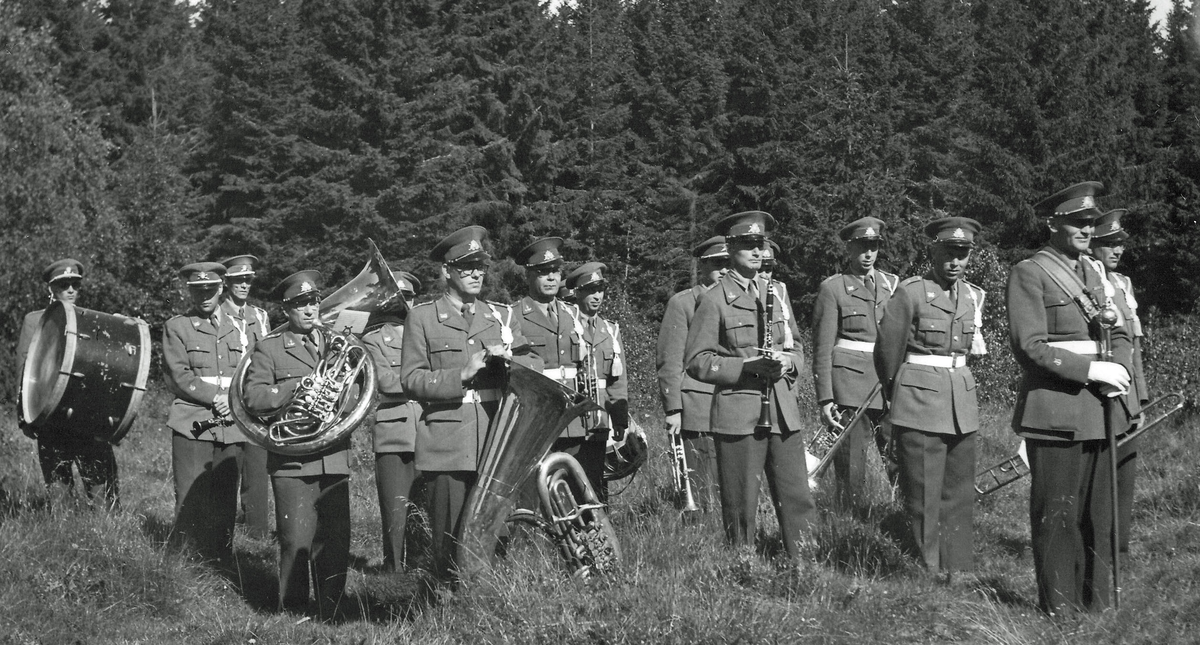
[21, 301, 151, 444]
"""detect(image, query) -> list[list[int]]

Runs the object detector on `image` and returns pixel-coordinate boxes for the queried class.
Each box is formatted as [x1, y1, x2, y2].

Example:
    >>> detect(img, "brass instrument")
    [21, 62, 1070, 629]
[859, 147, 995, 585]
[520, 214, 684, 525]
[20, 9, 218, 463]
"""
[457, 362, 620, 579]
[973, 391, 1185, 496]
[576, 341, 603, 430]
[604, 422, 647, 482]
[669, 430, 701, 513]
[807, 384, 883, 483]
[228, 240, 404, 455]
[755, 281, 775, 431]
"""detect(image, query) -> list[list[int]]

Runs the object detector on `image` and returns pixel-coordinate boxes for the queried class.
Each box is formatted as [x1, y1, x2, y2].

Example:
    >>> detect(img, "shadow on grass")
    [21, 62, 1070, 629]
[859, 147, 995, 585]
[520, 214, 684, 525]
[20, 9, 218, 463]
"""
[967, 574, 1040, 610]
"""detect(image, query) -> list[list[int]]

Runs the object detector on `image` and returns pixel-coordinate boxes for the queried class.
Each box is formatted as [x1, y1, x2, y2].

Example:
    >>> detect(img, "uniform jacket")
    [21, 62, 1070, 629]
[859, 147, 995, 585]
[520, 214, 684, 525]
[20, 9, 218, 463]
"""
[512, 296, 588, 438]
[400, 295, 541, 472]
[577, 312, 629, 432]
[1109, 272, 1148, 409]
[812, 271, 898, 409]
[656, 285, 717, 433]
[163, 311, 251, 443]
[242, 328, 350, 476]
[875, 274, 981, 435]
[1007, 246, 1135, 442]
[684, 272, 806, 435]
[362, 322, 420, 453]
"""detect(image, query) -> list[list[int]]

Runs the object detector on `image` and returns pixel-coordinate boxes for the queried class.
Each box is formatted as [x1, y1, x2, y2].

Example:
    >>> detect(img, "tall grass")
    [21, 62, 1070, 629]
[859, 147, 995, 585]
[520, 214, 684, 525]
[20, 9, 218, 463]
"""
[2, 387, 1198, 643]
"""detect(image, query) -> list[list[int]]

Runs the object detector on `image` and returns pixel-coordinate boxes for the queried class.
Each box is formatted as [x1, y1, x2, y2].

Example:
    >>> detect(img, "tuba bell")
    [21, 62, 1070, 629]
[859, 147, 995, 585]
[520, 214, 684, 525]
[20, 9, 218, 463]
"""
[228, 239, 405, 456]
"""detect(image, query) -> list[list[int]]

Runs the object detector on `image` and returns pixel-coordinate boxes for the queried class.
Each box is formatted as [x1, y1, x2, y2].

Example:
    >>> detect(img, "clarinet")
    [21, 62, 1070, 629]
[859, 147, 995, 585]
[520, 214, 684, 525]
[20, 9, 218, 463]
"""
[755, 280, 774, 432]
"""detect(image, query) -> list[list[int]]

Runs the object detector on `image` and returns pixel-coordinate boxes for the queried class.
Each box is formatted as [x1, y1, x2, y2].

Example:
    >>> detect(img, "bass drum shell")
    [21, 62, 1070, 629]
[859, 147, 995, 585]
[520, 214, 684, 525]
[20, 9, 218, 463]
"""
[20, 301, 151, 444]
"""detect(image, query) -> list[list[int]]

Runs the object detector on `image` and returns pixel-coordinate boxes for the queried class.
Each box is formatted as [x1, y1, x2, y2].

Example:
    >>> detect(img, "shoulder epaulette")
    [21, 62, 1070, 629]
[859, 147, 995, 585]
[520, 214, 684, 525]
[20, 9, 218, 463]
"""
[899, 275, 924, 286]
[167, 313, 186, 322]
[486, 299, 512, 309]
[262, 329, 284, 340]
[411, 300, 434, 308]
[820, 274, 841, 285]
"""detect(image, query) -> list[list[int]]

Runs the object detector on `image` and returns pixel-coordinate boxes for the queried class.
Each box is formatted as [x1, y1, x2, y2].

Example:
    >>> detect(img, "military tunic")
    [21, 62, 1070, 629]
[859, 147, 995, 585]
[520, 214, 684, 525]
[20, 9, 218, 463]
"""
[812, 270, 899, 501]
[1007, 245, 1136, 614]
[575, 311, 630, 498]
[17, 309, 119, 505]
[656, 284, 719, 509]
[219, 298, 272, 539]
[1102, 270, 1148, 555]
[685, 271, 815, 558]
[362, 321, 422, 571]
[243, 328, 351, 617]
[512, 296, 586, 438]
[875, 274, 982, 572]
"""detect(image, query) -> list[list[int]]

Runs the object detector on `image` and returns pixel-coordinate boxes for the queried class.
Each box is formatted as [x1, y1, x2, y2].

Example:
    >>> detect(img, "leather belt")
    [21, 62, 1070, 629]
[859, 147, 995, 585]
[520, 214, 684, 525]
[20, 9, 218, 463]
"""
[835, 339, 875, 352]
[905, 353, 967, 369]
[463, 388, 502, 403]
[1047, 340, 1100, 356]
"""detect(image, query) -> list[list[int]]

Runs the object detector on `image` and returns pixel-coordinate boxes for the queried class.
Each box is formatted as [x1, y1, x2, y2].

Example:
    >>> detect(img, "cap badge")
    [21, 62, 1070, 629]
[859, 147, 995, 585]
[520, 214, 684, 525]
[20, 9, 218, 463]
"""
[543, 249, 555, 262]
[864, 226, 876, 237]
[299, 281, 313, 293]
[747, 222, 762, 234]
[198, 271, 209, 280]
[1081, 196, 1095, 209]
[952, 228, 965, 239]
[591, 271, 601, 282]
[468, 239, 482, 251]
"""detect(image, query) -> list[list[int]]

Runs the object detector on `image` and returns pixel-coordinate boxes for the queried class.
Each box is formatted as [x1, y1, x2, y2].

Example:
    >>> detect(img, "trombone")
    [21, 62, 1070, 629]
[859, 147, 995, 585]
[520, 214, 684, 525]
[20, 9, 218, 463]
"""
[973, 391, 1185, 496]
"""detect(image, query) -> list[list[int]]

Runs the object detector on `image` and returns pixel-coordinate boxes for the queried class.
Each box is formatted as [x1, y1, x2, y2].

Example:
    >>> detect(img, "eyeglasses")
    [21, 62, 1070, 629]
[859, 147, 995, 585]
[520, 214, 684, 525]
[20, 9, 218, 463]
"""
[451, 262, 490, 276]
[730, 238, 768, 251]
[51, 279, 82, 290]
[227, 276, 254, 284]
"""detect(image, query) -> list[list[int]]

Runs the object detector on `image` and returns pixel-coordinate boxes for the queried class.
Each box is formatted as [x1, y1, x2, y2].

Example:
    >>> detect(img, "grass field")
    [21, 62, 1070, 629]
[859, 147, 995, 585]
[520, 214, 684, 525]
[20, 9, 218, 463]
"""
[2, 386, 1198, 644]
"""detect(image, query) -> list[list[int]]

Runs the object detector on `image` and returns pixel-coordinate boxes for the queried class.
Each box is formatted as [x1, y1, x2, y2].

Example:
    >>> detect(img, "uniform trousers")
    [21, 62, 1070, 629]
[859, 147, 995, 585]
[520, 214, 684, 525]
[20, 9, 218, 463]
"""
[239, 442, 270, 539]
[681, 430, 718, 511]
[1117, 436, 1138, 554]
[1027, 438, 1114, 615]
[37, 434, 119, 507]
[551, 434, 608, 502]
[375, 452, 420, 571]
[427, 471, 474, 581]
[171, 434, 242, 561]
[714, 429, 816, 559]
[832, 408, 895, 505]
[273, 474, 350, 618]
[894, 427, 975, 572]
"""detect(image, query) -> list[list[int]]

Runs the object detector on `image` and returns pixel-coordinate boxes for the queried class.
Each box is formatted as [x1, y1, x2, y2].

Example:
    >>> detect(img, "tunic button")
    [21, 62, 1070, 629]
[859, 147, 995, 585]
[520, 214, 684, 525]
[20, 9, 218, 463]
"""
[468, 339, 475, 345]
[953, 336, 959, 341]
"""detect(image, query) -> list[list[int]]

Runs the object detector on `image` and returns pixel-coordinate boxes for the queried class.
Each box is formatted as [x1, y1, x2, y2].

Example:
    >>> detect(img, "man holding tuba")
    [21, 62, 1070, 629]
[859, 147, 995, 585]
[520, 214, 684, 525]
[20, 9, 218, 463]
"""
[362, 270, 423, 573]
[242, 270, 351, 619]
[164, 261, 255, 564]
[656, 237, 728, 512]
[400, 226, 541, 581]
[685, 211, 815, 559]
[219, 254, 272, 540]
[17, 258, 119, 507]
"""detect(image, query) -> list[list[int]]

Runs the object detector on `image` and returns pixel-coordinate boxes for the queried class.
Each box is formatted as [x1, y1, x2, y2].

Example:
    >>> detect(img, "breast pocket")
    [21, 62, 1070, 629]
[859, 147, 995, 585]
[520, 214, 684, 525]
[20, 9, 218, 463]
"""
[725, 316, 758, 349]
[186, 343, 215, 370]
[1044, 293, 1084, 335]
[841, 308, 868, 334]
[918, 317, 947, 347]
[428, 336, 465, 370]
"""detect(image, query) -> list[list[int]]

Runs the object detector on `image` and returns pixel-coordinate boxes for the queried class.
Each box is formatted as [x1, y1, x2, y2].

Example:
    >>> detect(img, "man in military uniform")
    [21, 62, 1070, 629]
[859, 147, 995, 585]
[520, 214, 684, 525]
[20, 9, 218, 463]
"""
[164, 262, 256, 564]
[362, 270, 423, 572]
[685, 211, 815, 559]
[657, 237, 727, 512]
[875, 217, 985, 575]
[1088, 209, 1148, 554]
[16, 259, 119, 507]
[400, 226, 540, 580]
[565, 262, 630, 501]
[219, 254, 272, 539]
[813, 217, 900, 503]
[1007, 182, 1135, 614]
[243, 270, 351, 619]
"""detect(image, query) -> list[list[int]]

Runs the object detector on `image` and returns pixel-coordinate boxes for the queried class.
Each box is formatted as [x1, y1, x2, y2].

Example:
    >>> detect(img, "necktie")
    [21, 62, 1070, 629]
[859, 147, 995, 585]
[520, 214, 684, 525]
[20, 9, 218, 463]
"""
[461, 303, 474, 328]
[304, 333, 319, 361]
[865, 273, 875, 294]
[548, 302, 558, 326]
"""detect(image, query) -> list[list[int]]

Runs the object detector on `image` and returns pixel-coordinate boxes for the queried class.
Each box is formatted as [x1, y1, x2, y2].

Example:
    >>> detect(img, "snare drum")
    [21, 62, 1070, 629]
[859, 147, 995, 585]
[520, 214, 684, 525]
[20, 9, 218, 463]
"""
[21, 301, 151, 444]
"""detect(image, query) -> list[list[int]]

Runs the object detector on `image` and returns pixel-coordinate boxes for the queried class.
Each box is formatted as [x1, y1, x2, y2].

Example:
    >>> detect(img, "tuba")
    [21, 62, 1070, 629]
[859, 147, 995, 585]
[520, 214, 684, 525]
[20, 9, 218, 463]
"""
[458, 362, 621, 579]
[228, 240, 405, 456]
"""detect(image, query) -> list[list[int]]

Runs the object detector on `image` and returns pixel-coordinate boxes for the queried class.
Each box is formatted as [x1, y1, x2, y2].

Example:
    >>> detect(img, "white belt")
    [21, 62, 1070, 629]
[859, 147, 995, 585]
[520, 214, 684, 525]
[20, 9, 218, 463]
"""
[905, 353, 966, 368]
[200, 376, 232, 388]
[542, 366, 579, 381]
[462, 388, 502, 403]
[835, 339, 875, 352]
[1047, 340, 1100, 356]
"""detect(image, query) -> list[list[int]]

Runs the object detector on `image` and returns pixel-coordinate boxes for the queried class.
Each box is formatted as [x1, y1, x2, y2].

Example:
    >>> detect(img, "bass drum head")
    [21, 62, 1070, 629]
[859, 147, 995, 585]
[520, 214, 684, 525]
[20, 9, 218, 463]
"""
[21, 302, 77, 427]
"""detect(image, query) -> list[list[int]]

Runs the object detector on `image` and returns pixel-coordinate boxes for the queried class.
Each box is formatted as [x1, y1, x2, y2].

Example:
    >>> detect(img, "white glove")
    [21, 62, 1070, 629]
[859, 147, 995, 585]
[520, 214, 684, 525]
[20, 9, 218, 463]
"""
[1087, 361, 1130, 396]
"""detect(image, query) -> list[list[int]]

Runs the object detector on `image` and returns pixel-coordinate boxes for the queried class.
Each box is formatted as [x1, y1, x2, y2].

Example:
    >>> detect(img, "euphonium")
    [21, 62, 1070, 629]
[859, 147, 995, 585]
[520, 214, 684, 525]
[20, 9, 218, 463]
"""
[228, 239, 405, 456]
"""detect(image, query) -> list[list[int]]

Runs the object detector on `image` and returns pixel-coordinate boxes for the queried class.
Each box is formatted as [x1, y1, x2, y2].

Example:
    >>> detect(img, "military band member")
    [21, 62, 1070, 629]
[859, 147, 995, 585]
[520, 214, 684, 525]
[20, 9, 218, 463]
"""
[565, 262, 630, 501]
[219, 254, 271, 539]
[875, 217, 984, 574]
[1088, 209, 1148, 554]
[164, 262, 250, 562]
[362, 270, 423, 572]
[656, 237, 728, 511]
[685, 211, 815, 559]
[243, 271, 351, 619]
[16, 259, 119, 507]
[1008, 182, 1135, 614]
[813, 218, 899, 503]
[400, 226, 540, 580]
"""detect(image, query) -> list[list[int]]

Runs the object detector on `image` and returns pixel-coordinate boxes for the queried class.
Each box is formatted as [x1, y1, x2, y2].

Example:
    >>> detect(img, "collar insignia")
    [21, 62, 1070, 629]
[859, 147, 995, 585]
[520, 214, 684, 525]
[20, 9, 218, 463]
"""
[439, 313, 448, 320]
[927, 292, 936, 299]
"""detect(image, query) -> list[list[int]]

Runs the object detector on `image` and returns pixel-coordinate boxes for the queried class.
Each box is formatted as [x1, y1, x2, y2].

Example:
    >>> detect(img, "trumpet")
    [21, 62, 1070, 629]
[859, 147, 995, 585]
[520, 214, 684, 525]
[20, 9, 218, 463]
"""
[669, 430, 701, 513]
[807, 384, 883, 482]
[974, 391, 1185, 496]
